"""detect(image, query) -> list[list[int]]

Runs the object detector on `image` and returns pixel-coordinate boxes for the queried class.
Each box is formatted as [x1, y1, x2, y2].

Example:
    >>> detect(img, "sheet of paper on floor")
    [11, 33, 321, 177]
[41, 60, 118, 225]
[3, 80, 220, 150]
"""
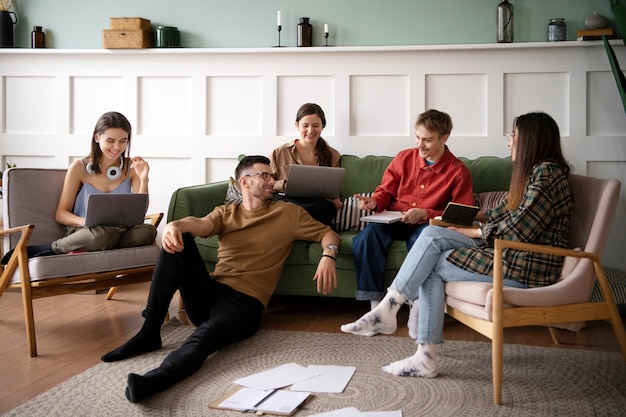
[233, 362, 321, 390]
[290, 365, 356, 393]
[309, 407, 402, 417]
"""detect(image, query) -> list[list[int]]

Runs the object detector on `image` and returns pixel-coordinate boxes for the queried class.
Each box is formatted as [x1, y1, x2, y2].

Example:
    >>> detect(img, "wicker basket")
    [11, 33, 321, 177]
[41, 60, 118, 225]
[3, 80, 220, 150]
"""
[110, 18, 151, 31]
[103, 30, 154, 49]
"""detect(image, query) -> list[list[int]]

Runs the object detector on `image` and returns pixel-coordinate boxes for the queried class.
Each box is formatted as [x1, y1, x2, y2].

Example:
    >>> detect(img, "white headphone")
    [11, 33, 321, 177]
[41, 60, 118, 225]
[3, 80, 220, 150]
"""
[86, 156, 124, 181]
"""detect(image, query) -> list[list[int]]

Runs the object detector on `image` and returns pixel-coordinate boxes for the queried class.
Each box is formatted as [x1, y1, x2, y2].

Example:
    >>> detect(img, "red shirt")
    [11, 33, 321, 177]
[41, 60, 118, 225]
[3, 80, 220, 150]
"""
[372, 146, 474, 223]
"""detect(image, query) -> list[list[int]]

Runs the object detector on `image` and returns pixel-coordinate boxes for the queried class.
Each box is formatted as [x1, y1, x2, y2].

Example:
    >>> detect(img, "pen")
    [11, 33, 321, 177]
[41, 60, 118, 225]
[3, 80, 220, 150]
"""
[251, 389, 277, 409]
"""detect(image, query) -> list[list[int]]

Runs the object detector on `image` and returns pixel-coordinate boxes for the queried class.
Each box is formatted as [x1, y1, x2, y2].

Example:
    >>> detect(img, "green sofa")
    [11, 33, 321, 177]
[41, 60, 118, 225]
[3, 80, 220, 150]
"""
[166, 155, 513, 298]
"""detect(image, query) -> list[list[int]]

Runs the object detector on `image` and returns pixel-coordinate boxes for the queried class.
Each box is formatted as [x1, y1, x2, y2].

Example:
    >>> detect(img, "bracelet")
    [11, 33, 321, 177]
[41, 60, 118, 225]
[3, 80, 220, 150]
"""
[322, 254, 336, 261]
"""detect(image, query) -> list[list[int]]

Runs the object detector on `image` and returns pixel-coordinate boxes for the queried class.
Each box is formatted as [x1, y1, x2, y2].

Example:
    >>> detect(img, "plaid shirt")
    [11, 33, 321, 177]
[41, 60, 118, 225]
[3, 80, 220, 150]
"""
[446, 162, 574, 287]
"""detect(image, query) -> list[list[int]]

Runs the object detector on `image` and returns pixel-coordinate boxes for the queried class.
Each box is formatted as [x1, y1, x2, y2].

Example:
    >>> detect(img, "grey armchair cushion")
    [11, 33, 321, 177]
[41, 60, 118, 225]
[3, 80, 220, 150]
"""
[9, 245, 161, 284]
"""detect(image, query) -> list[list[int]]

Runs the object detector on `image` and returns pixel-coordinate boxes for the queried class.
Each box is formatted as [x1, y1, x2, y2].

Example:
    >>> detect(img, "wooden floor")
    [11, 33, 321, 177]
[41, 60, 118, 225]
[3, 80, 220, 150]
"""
[0, 281, 624, 413]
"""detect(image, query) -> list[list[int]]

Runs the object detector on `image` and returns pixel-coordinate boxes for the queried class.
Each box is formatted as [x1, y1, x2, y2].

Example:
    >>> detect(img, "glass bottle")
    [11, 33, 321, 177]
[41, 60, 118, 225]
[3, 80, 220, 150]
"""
[297, 17, 312, 47]
[497, 0, 513, 43]
[548, 18, 566, 42]
[31, 26, 45, 48]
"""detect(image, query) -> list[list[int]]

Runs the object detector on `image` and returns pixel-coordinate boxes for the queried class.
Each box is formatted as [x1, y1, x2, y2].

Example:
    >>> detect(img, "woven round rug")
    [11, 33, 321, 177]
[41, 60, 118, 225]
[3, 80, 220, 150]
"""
[4, 318, 625, 417]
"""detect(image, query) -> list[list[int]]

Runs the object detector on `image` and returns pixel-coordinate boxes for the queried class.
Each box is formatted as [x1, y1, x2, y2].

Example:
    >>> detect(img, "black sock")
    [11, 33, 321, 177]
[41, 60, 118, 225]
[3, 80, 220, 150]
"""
[101, 323, 162, 362]
[28, 244, 55, 257]
[125, 371, 169, 403]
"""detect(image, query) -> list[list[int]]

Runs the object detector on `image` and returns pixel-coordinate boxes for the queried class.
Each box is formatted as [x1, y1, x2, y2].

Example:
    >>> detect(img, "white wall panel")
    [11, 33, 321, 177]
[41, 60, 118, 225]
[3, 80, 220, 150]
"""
[4, 77, 56, 134]
[587, 71, 626, 136]
[139, 77, 193, 135]
[350, 75, 409, 136]
[426, 74, 487, 137]
[277, 76, 335, 136]
[505, 72, 570, 136]
[71, 77, 124, 134]
[207, 76, 262, 136]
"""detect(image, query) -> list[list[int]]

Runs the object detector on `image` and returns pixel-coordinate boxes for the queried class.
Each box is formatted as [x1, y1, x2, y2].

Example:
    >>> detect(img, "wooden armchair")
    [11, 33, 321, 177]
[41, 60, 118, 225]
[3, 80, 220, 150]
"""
[0, 168, 163, 357]
[441, 173, 626, 404]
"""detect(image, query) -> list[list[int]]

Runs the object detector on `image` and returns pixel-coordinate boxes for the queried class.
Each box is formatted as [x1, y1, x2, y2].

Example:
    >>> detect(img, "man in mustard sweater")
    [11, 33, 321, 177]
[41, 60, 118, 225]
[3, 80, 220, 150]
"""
[101, 155, 340, 403]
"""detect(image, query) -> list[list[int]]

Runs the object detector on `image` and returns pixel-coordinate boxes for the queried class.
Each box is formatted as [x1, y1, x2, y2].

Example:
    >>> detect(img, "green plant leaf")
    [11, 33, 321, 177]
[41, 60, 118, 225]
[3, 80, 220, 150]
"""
[610, 0, 626, 48]
[607, 1, 626, 112]
[603, 35, 626, 112]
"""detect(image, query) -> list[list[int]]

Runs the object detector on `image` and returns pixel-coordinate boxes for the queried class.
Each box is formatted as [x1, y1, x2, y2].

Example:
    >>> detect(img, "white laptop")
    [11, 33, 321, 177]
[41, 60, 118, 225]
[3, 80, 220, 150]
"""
[84, 193, 149, 228]
[282, 165, 345, 199]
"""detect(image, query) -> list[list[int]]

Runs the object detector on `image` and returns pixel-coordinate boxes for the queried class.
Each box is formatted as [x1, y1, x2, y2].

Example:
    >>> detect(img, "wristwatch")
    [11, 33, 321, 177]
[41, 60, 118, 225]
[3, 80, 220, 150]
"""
[326, 245, 339, 255]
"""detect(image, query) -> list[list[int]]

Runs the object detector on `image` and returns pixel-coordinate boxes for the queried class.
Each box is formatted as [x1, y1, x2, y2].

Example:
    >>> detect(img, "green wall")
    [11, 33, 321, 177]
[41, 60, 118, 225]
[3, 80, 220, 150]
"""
[5, 0, 618, 49]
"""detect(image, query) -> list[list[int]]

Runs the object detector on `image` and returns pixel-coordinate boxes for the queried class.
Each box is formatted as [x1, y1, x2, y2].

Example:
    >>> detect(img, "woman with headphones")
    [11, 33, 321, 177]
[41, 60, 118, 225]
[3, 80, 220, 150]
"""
[48, 111, 157, 255]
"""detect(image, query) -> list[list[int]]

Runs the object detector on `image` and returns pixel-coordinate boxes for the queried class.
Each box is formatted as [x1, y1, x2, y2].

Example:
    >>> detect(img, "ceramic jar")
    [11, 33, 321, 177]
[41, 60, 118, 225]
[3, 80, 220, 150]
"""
[156, 26, 180, 48]
[585, 12, 608, 30]
[0, 10, 17, 48]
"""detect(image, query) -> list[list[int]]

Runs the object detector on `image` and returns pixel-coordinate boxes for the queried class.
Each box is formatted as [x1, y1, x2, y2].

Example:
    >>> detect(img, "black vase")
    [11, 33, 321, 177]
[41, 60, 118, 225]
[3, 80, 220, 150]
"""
[0, 11, 17, 48]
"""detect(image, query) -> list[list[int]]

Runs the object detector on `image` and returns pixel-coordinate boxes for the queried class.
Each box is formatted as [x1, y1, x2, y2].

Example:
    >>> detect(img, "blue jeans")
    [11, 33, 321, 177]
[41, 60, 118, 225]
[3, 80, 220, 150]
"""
[388, 226, 527, 344]
[352, 221, 427, 301]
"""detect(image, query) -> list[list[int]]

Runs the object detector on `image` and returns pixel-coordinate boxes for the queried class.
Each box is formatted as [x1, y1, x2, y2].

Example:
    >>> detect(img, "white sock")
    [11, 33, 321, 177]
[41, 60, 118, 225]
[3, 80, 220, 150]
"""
[341, 289, 406, 336]
[370, 299, 381, 310]
[407, 300, 419, 339]
[382, 343, 438, 378]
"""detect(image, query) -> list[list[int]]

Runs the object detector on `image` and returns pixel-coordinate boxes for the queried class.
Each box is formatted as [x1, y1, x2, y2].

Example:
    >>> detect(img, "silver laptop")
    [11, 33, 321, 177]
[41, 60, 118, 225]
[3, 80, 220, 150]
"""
[282, 165, 345, 199]
[84, 193, 149, 228]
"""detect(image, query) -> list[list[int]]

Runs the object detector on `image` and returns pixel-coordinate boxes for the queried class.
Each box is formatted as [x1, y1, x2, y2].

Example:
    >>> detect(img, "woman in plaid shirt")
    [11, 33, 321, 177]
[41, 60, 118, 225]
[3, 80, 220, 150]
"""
[341, 112, 574, 378]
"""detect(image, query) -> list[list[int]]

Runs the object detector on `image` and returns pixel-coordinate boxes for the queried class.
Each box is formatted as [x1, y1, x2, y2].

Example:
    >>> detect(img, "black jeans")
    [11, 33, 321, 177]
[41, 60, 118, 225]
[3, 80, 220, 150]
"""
[142, 233, 264, 386]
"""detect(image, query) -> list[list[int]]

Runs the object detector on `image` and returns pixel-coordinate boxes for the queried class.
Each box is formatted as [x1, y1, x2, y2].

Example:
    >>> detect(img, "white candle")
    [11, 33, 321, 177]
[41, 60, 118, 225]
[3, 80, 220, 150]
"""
[277, 11, 282, 27]
[324, 24, 329, 34]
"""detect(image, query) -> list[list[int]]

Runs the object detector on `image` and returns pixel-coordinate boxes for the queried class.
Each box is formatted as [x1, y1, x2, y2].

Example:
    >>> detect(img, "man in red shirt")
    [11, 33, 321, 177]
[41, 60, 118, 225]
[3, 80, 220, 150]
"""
[349, 109, 473, 335]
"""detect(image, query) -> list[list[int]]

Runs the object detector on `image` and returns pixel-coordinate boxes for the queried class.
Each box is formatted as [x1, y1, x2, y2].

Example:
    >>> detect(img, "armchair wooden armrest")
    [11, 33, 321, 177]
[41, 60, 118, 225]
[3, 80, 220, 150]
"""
[491, 239, 617, 325]
[0, 224, 35, 297]
[145, 212, 164, 228]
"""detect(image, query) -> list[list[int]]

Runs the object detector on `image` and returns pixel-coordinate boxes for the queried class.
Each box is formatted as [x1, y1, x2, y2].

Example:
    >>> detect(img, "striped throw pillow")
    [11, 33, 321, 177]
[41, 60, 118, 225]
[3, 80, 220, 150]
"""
[334, 193, 374, 232]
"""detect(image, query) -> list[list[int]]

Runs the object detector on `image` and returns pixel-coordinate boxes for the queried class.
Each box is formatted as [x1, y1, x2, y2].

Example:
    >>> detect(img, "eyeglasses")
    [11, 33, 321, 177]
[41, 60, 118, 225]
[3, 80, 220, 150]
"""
[244, 172, 278, 181]
[506, 132, 516, 144]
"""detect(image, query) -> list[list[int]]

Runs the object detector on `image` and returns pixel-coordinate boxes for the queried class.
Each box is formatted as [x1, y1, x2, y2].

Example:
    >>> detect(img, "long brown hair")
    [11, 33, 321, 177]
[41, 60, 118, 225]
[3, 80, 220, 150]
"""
[507, 112, 570, 210]
[88, 111, 132, 175]
[296, 103, 334, 166]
